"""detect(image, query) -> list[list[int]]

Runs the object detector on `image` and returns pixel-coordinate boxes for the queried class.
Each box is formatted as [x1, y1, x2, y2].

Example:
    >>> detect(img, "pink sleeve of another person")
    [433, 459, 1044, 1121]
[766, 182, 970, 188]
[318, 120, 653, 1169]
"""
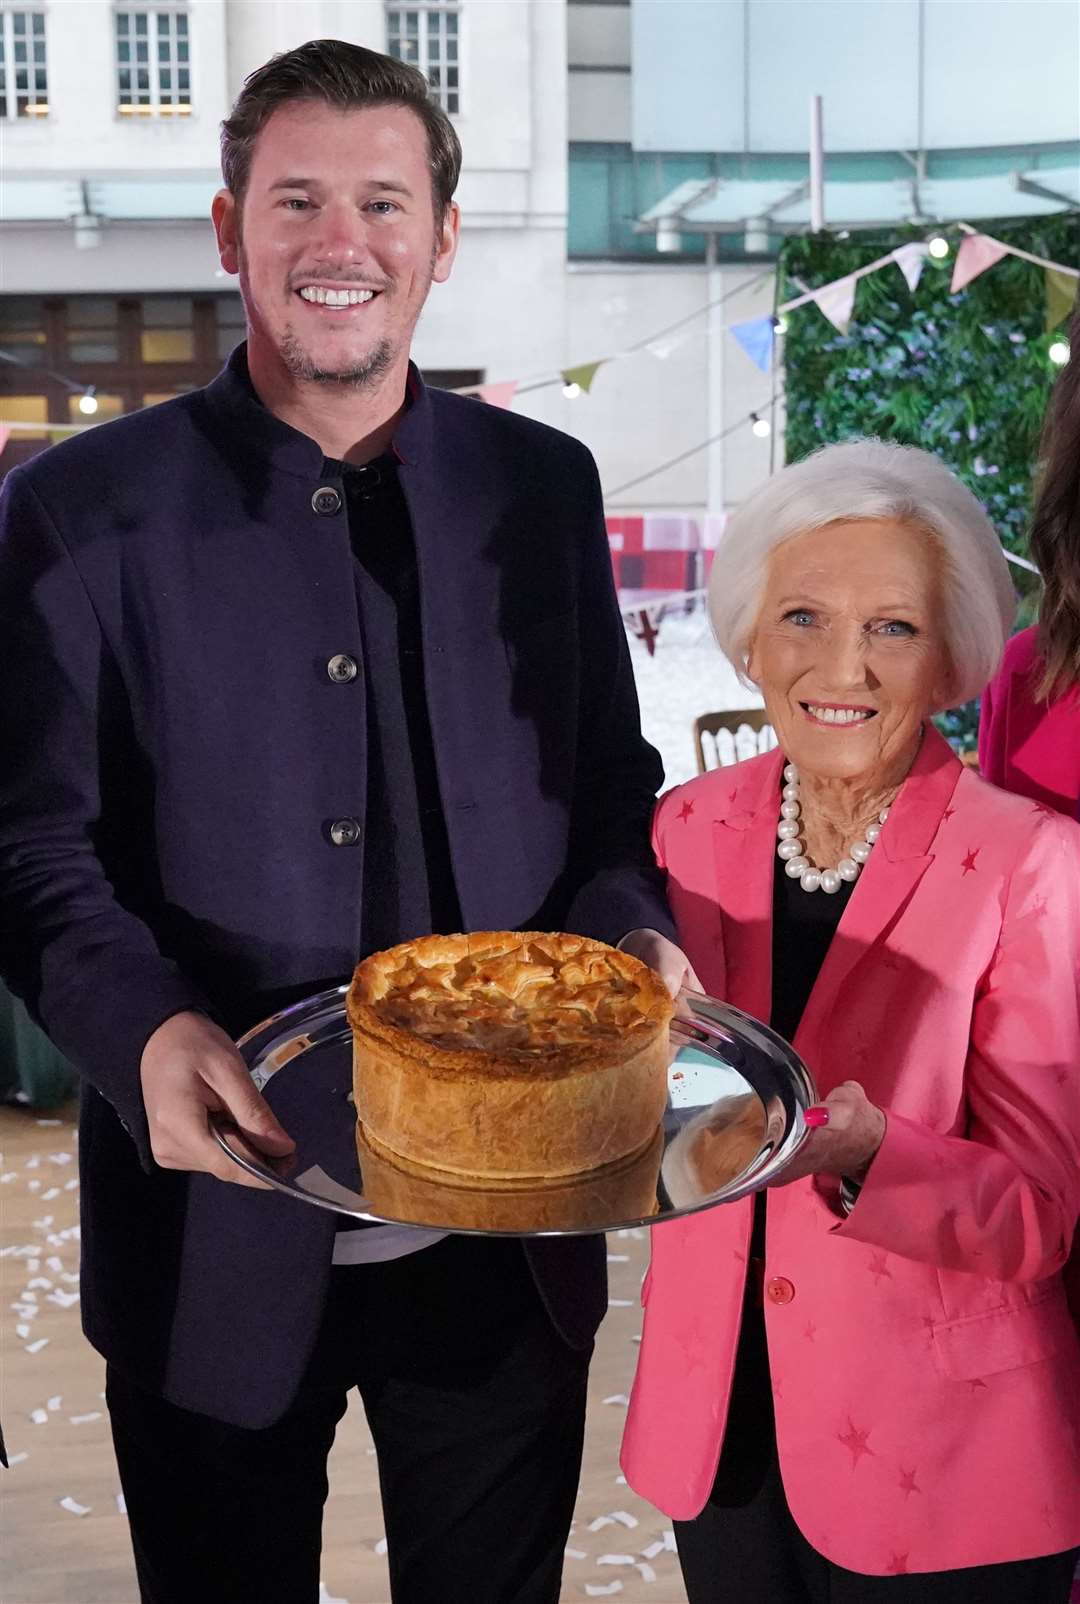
[978, 625, 1080, 819]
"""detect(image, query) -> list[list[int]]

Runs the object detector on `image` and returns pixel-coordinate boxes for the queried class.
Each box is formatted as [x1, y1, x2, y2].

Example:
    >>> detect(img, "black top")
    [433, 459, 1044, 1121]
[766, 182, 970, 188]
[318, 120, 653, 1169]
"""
[710, 850, 853, 1505]
[335, 453, 463, 957]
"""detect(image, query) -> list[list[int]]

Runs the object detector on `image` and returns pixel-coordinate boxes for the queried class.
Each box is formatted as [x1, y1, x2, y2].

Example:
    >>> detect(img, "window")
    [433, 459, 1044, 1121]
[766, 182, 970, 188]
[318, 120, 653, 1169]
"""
[140, 296, 194, 362]
[67, 298, 121, 364]
[0, 10, 48, 119]
[115, 8, 191, 117]
[214, 294, 246, 360]
[386, 3, 460, 114]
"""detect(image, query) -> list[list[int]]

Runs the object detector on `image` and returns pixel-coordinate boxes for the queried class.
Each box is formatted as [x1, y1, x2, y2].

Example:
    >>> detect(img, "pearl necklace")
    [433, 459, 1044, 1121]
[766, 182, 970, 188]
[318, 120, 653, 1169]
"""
[776, 762, 890, 895]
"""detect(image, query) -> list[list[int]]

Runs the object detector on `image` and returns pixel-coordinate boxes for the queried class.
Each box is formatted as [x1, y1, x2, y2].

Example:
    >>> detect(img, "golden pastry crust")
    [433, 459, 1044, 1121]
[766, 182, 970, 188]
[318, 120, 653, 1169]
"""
[348, 931, 675, 1181]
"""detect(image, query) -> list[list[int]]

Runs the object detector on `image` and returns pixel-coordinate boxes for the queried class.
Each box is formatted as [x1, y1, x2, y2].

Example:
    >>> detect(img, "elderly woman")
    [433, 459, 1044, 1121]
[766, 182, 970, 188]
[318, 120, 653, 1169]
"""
[620, 441, 1080, 1603]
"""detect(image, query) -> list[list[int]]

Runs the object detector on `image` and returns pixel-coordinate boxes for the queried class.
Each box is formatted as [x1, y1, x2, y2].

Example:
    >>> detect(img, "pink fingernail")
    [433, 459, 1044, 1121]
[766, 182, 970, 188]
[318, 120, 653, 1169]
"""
[804, 1106, 830, 1128]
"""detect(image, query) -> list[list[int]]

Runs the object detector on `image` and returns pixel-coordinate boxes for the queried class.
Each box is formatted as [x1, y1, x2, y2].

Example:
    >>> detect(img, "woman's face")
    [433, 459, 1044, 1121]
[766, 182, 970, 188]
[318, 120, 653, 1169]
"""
[746, 518, 952, 787]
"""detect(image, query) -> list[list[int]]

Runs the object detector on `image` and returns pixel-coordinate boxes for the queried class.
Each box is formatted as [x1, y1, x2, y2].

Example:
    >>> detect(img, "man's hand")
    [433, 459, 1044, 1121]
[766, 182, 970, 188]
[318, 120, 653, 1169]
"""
[617, 928, 704, 999]
[140, 1010, 296, 1189]
[770, 1081, 886, 1188]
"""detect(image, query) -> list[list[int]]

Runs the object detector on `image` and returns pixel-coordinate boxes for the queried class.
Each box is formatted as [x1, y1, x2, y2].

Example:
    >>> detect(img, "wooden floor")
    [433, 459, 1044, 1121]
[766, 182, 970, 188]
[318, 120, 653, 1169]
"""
[1, 1102, 689, 1604]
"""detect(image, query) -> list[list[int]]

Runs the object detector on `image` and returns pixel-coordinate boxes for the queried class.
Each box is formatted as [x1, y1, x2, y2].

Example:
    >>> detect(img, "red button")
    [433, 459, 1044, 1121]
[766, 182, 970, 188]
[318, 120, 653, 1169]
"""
[766, 1276, 795, 1305]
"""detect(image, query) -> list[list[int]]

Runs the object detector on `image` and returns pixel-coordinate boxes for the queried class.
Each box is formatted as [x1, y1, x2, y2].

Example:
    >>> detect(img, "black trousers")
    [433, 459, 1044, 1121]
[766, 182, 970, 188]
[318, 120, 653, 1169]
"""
[106, 1236, 591, 1604]
[674, 1447, 1078, 1604]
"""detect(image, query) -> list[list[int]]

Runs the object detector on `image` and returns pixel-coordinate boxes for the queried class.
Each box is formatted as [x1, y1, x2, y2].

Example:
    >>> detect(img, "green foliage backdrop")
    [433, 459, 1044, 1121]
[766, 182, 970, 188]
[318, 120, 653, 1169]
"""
[779, 213, 1079, 748]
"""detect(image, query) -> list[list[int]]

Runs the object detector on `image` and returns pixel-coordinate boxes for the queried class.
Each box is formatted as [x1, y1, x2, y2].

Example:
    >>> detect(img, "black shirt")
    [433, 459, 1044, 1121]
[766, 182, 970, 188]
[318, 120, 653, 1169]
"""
[709, 852, 854, 1505]
[333, 454, 462, 956]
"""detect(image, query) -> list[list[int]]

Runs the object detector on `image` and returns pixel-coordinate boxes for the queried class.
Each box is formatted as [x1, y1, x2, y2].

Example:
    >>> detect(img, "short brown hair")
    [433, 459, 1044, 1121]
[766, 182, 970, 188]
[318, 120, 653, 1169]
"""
[220, 39, 462, 218]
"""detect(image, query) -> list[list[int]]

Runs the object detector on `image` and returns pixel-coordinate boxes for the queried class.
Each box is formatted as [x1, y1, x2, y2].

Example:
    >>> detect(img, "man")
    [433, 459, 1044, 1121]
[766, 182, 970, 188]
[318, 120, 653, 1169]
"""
[0, 40, 691, 1604]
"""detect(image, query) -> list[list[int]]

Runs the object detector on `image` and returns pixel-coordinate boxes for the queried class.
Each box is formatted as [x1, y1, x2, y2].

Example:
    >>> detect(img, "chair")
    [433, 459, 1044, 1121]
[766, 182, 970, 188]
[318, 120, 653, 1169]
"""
[693, 709, 776, 773]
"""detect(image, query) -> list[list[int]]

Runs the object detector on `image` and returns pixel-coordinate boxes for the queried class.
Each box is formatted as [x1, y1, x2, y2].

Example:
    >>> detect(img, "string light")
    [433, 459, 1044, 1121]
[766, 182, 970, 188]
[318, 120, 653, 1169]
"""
[562, 381, 582, 400]
[750, 412, 771, 439]
[928, 236, 950, 260]
[77, 388, 99, 416]
[1048, 339, 1070, 367]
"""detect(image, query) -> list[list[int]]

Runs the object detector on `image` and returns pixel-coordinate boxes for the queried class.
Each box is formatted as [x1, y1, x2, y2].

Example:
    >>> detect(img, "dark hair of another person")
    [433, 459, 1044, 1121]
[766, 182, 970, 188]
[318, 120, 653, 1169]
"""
[220, 39, 462, 221]
[1031, 289, 1080, 700]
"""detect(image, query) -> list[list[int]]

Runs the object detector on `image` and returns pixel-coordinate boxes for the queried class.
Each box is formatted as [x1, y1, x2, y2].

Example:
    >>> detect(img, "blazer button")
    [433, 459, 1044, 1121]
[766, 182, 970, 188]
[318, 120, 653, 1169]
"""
[312, 486, 342, 517]
[765, 1276, 795, 1306]
[326, 654, 358, 683]
[329, 817, 361, 847]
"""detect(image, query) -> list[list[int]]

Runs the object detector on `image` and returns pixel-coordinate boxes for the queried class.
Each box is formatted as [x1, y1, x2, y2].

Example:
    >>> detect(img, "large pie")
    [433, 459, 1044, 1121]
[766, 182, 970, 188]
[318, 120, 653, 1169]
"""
[347, 931, 675, 1183]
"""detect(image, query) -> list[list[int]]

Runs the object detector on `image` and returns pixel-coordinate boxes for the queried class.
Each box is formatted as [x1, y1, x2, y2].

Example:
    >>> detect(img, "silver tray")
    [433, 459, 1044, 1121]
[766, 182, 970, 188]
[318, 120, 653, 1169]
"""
[215, 986, 817, 1236]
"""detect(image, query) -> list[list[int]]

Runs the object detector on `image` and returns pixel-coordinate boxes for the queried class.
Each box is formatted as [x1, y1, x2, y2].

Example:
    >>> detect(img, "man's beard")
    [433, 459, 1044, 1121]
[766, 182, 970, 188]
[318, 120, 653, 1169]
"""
[278, 330, 396, 389]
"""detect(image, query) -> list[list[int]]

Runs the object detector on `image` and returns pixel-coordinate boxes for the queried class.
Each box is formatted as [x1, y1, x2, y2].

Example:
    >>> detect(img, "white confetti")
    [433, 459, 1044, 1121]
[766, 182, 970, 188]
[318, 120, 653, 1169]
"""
[8, 1452, 28, 1466]
[27, 1180, 42, 1193]
[317, 1585, 349, 1604]
[585, 1585, 623, 1598]
[0, 1172, 15, 1183]
[373, 1538, 388, 1557]
[636, 1562, 658, 1583]
[47, 1290, 80, 1309]
[597, 1553, 636, 1566]
[588, 1516, 615, 1532]
[564, 1546, 587, 1560]
[69, 1413, 103, 1426]
[47, 1395, 62, 1411]
[60, 1272, 80, 1285]
[640, 1541, 664, 1560]
[36, 1118, 62, 1127]
[41, 1187, 61, 1201]
[15, 1324, 30, 1339]
[614, 1474, 627, 1485]
[607, 1299, 634, 1308]
[614, 1227, 645, 1239]
[663, 1531, 676, 1551]
[25, 1338, 50, 1355]
[30, 1409, 48, 1426]
[602, 1394, 629, 1407]
[59, 1497, 91, 1517]
[606, 1253, 630, 1263]
[27, 1277, 52, 1291]
[64, 1178, 79, 1191]
[48, 1152, 74, 1165]
[116, 1492, 128, 1515]
[25, 1156, 40, 1171]
[46, 1256, 63, 1272]
[32, 1215, 54, 1230]
[610, 1511, 639, 1529]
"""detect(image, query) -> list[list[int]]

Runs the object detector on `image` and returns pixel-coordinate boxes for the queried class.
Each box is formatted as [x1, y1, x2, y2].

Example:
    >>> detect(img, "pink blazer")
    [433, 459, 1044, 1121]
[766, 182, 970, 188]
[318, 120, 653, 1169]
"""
[622, 726, 1080, 1576]
[979, 624, 1080, 820]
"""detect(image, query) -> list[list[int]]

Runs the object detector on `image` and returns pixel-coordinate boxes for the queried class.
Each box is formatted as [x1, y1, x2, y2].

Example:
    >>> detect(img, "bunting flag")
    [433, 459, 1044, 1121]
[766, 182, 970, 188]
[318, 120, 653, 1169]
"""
[476, 380, 518, 409]
[950, 234, 1010, 294]
[561, 360, 605, 395]
[729, 315, 775, 373]
[811, 273, 858, 334]
[1046, 266, 1076, 332]
[892, 241, 930, 295]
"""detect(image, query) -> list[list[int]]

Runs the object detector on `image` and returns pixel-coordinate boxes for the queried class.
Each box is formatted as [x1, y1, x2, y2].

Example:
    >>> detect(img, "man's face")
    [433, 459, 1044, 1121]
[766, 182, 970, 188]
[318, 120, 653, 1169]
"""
[214, 100, 459, 386]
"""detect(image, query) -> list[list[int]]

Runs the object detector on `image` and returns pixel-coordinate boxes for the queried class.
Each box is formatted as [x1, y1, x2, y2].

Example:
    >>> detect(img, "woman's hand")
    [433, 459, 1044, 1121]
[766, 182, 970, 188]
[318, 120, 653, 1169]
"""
[770, 1080, 886, 1188]
[617, 928, 704, 1000]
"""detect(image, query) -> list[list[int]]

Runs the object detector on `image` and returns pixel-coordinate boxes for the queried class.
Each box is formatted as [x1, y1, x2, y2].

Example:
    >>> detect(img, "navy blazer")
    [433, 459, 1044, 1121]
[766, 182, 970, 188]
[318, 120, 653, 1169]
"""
[0, 350, 674, 1427]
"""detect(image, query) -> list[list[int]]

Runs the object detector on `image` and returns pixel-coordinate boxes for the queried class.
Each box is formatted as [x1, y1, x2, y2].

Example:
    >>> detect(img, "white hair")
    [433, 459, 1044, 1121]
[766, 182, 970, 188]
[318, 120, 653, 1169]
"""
[708, 438, 1016, 710]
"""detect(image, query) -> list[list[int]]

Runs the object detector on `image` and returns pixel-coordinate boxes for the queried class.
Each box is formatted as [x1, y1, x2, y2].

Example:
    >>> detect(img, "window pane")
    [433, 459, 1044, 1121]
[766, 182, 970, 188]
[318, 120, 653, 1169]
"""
[135, 13, 147, 35]
[176, 12, 187, 33]
[0, 394, 49, 438]
[142, 297, 192, 328]
[12, 12, 25, 34]
[33, 12, 45, 34]
[140, 328, 195, 362]
[67, 392, 125, 424]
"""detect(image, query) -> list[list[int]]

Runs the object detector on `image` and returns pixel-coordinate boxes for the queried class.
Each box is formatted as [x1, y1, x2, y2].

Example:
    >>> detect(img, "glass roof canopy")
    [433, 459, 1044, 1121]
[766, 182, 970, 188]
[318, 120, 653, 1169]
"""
[637, 144, 1080, 240]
